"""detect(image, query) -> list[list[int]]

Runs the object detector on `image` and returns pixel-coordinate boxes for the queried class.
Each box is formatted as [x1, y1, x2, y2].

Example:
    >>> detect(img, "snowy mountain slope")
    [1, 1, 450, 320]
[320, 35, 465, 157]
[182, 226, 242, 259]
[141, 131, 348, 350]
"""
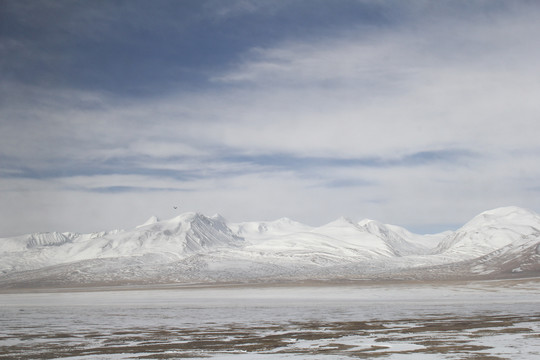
[228, 216, 436, 263]
[2, 232, 73, 252]
[435, 206, 540, 258]
[236, 217, 394, 261]
[466, 238, 540, 276]
[357, 219, 437, 256]
[229, 217, 313, 241]
[0, 206, 539, 287]
[0, 213, 242, 275]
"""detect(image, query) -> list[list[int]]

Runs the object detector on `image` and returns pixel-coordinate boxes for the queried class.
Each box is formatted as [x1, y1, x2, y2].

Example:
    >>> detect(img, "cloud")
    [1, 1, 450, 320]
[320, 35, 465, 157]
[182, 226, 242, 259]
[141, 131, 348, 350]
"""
[86, 186, 191, 194]
[222, 149, 478, 172]
[207, 8, 540, 157]
[2, 1, 540, 235]
[321, 178, 374, 189]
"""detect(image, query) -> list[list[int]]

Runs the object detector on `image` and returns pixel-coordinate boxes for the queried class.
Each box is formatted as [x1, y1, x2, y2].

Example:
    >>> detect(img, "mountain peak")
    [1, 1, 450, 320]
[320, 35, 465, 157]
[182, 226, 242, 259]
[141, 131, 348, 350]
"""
[164, 212, 214, 226]
[324, 216, 356, 227]
[436, 206, 540, 257]
[478, 206, 535, 217]
[2, 206, 540, 287]
[136, 215, 160, 228]
[359, 219, 390, 235]
[210, 213, 227, 222]
[461, 206, 540, 231]
[358, 218, 377, 225]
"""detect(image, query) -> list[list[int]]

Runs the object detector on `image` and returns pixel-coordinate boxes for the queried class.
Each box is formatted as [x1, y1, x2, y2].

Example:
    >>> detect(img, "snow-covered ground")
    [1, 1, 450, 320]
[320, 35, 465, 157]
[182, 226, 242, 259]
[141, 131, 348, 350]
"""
[0, 279, 539, 359]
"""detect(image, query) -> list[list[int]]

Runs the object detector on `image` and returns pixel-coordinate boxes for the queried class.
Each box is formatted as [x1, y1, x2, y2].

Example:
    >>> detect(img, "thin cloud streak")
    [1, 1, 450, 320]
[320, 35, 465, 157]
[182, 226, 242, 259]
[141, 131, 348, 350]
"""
[86, 186, 192, 194]
[223, 149, 478, 171]
[2, 147, 477, 183]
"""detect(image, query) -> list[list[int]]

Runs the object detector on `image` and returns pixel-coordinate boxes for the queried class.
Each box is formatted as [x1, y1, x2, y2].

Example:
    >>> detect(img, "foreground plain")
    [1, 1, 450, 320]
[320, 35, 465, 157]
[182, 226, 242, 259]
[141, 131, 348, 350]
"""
[1, 278, 539, 359]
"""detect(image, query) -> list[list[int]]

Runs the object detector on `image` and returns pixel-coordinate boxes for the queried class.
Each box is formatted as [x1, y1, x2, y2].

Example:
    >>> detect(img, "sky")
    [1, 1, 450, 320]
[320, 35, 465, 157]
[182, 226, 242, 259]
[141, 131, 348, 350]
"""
[1, 0, 540, 236]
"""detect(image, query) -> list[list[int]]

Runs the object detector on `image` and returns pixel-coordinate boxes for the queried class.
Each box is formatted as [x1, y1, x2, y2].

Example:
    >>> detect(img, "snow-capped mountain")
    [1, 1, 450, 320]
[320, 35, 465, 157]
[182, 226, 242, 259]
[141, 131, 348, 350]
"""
[230, 217, 313, 240]
[432, 206, 540, 276]
[1, 206, 539, 288]
[0, 212, 242, 274]
[436, 206, 540, 257]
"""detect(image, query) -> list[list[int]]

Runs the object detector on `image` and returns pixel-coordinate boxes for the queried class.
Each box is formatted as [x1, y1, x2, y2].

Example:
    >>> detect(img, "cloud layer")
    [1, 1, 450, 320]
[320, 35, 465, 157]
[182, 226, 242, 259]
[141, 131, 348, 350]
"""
[1, 1, 540, 236]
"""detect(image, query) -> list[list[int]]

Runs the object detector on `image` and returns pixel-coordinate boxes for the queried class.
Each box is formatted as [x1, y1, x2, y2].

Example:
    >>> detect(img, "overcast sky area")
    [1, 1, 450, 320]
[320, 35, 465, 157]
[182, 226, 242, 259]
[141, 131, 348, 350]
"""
[2, 0, 540, 236]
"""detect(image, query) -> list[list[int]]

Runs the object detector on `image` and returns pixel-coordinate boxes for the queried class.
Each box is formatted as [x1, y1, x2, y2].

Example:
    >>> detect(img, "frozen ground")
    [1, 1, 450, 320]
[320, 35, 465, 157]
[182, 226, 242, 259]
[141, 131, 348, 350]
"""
[0, 279, 539, 359]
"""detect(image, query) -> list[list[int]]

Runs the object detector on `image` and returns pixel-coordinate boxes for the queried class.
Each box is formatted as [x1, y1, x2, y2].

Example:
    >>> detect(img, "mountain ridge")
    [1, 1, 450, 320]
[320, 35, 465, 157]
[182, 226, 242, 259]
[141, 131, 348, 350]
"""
[1, 206, 539, 288]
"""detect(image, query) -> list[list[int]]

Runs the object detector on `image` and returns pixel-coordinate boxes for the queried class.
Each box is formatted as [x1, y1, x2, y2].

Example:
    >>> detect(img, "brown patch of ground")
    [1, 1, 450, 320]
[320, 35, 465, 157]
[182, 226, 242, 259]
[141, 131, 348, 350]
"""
[2, 312, 538, 360]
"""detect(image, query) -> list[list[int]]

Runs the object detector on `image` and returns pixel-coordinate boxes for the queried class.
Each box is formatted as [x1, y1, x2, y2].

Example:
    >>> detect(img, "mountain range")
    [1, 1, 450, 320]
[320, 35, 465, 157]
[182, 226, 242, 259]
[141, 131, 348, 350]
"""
[1, 206, 539, 288]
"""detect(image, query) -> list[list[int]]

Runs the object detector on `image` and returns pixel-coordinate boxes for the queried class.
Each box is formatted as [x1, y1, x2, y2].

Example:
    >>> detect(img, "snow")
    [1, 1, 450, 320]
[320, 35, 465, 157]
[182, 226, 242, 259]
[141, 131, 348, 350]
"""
[135, 215, 159, 228]
[230, 218, 313, 242]
[435, 206, 540, 260]
[0, 206, 539, 285]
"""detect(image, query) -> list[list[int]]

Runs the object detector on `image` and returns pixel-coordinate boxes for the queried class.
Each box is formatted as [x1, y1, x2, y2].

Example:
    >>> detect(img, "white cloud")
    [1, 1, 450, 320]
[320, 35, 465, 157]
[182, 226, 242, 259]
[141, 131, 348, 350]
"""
[2, 2, 540, 235]
[207, 9, 540, 157]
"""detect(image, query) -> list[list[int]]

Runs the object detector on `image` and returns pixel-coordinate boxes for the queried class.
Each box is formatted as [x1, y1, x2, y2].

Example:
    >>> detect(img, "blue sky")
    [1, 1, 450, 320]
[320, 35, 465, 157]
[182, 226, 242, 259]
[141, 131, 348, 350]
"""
[1, 0, 540, 236]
